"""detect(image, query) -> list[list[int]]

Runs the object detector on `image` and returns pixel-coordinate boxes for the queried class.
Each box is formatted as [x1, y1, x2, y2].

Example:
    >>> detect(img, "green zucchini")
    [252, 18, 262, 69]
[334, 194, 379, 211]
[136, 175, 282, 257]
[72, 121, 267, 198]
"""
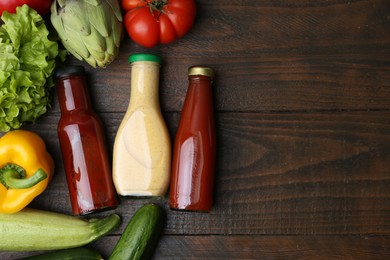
[0, 208, 120, 251]
[21, 247, 103, 260]
[109, 204, 165, 260]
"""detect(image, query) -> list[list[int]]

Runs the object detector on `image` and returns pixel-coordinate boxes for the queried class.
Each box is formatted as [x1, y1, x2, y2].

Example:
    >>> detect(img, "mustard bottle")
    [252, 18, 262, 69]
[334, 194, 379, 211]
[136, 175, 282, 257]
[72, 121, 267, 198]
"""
[113, 54, 171, 196]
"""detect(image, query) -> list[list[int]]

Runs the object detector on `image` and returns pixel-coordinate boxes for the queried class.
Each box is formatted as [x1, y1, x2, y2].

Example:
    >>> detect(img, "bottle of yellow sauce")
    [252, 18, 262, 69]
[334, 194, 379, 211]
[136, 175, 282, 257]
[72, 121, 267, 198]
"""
[113, 54, 171, 196]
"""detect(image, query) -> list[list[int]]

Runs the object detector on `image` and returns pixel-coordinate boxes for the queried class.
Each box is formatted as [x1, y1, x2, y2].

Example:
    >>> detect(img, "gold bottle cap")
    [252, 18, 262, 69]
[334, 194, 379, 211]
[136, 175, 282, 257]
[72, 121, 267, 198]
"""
[188, 66, 215, 78]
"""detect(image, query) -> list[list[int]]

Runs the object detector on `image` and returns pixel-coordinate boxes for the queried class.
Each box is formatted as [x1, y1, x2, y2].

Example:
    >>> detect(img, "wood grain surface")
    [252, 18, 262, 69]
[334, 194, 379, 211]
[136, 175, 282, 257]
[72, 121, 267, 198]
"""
[1, 0, 390, 259]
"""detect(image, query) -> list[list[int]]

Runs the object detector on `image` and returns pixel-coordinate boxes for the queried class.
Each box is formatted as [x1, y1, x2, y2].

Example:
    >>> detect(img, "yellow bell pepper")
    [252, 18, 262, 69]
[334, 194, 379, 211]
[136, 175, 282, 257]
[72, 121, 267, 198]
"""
[0, 130, 54, 213]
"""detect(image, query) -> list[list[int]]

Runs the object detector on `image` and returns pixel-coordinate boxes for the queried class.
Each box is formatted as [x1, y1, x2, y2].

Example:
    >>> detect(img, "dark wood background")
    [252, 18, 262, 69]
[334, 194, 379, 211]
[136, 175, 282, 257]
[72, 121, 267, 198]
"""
[1, 0, 390, 259]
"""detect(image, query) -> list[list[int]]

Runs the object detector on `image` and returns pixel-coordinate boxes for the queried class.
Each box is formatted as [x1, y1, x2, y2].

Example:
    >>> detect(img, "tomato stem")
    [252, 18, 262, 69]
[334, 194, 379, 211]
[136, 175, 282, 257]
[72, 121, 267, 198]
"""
[150, 0, 168, 10]
[142, 0, 169, 20]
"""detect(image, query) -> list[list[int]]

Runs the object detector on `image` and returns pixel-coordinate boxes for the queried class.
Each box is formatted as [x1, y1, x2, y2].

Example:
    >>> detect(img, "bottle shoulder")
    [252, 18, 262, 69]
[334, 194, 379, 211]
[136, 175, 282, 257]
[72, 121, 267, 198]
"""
[59, 109, 101, 125]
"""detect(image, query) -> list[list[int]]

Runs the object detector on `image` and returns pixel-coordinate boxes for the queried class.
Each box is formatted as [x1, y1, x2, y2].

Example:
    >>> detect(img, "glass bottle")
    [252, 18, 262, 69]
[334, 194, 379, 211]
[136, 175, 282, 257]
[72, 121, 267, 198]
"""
[112, 54, 171, 197]
[55, 65, 118, 215]
[169, 66, 216, 212]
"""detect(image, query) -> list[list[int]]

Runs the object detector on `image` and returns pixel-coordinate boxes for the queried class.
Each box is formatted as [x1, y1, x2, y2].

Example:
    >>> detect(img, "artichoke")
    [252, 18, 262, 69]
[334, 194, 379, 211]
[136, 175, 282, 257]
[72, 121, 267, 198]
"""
[51, 0, 123, 68]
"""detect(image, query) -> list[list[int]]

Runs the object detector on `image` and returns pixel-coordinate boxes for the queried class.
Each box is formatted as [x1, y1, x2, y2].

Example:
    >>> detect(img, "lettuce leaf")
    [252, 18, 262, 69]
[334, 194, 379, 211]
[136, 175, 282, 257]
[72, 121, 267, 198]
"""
[0, 4, 63, 132]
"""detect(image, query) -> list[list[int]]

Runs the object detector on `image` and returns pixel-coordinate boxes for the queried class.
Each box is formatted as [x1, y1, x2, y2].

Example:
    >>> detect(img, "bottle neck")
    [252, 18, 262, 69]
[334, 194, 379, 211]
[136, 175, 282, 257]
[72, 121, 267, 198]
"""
[129, 62, 160, 106]
[188, 75, 213, 92]
[56, 75, 91, 112]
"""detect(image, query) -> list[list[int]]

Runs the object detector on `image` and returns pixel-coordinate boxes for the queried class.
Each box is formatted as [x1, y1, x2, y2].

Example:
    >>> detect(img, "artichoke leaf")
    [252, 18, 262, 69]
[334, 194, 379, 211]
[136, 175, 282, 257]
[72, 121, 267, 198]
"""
[55, 0, 100, 7]
[56, 0, 69, 6]
[84, 55, 100, 68]
[110, 10, 122, 48]
[49, 2, 64, 34]
[60, 2, 91, 36]
[83, 26, 107, 53]
[86, 1, 111, 38]
[83, 28, 107, 59]
[61, 31, 89, 60]
[85, 0, 102, 6]
[51, 3, 91, 58]
[105, 34, 116, 56]
[106, 0, 123, 22]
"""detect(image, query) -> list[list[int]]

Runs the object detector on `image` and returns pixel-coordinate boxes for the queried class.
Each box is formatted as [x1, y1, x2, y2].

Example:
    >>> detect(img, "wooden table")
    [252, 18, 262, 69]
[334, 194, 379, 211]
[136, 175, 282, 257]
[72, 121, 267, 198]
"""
[2, 0, 390, 259]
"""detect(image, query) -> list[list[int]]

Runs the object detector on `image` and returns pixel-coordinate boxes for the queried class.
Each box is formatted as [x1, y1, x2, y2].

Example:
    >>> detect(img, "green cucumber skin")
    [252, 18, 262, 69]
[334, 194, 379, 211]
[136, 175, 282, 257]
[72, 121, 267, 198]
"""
[21, 247, 103, 260]
[109, 204, 165, 260]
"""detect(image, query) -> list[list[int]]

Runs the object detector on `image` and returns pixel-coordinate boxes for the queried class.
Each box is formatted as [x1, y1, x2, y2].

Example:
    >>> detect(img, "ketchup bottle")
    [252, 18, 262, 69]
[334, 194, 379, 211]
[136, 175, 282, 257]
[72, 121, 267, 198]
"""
[169, 66, 216, 212]
[55, 66, 118, 215]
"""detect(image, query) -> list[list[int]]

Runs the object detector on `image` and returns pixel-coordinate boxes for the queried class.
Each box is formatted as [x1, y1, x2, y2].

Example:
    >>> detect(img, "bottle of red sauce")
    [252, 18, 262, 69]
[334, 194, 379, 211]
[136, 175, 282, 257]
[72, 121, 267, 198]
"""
[55, 66, 118, 215]
[169, 66, 216, 212]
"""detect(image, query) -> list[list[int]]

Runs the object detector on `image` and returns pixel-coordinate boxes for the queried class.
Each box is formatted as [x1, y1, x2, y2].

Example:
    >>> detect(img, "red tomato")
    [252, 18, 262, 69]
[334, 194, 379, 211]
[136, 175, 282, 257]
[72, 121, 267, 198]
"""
[0, 0, 52, 16]
[122, 0, 196, 48]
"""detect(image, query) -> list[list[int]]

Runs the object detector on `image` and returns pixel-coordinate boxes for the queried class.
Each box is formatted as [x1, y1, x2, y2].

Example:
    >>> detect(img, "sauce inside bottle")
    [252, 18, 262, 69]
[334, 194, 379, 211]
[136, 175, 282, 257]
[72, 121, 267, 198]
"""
[113, 54, 171, 196]
[169, 66, 216, 212]
[55, 66, 118, 215]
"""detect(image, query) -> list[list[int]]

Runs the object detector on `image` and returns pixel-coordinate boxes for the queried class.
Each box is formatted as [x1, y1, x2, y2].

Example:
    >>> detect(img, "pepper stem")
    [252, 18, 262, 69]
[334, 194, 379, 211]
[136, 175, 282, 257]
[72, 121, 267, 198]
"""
[0, 163, 47, 189]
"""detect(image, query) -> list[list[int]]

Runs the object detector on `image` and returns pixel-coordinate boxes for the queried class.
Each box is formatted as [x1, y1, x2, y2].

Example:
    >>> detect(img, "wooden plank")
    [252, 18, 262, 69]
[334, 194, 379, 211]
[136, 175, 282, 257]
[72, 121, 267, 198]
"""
[65, 0, 390, 113]
[99, 235, 390, 260]
[15, 110, 389, 235]
[3, 235, 390, 259]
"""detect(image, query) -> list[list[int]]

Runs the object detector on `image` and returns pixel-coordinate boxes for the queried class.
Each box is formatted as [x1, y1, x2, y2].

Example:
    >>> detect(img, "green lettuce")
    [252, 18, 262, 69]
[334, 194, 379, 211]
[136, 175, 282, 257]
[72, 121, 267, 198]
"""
[0, 4, 63, 132]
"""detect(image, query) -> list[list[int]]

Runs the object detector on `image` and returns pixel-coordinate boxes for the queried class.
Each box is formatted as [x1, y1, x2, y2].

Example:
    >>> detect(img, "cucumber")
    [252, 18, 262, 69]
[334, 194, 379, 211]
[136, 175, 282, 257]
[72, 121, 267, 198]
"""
[109, 204, 165, 260]
[21, 247, 103, 260]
